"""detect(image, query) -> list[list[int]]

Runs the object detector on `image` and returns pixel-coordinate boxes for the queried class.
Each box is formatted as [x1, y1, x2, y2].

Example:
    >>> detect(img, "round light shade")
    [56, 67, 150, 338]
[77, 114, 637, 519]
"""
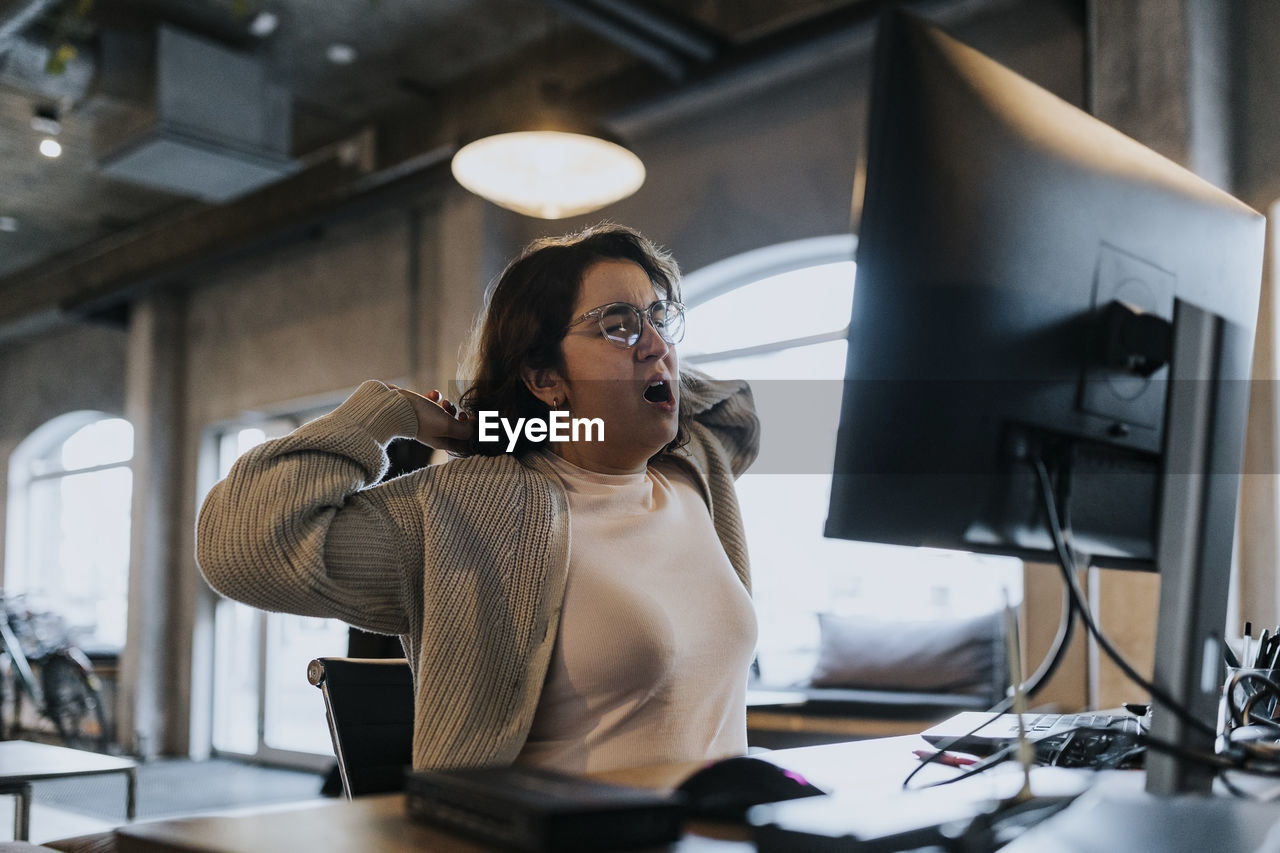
[451, 131, 645, 219]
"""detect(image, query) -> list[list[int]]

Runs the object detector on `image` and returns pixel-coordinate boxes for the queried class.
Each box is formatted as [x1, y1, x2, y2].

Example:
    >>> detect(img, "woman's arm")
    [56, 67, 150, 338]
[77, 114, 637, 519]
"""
[680, 368, 760, 478]
[195, 380, 466, 635]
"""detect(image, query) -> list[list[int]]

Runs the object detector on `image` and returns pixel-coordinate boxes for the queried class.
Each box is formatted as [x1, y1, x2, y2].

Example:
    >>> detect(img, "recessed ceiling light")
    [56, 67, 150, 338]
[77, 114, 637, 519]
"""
[0, 216, 17, 233]
[326, 43, 357, 65]
[39, 138, 62, 158]
[249, 11, 279, 38]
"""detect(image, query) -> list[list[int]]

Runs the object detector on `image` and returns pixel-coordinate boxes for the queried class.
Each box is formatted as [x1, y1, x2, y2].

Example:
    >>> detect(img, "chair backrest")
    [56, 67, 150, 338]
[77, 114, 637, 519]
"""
[306, 656, 413, 798]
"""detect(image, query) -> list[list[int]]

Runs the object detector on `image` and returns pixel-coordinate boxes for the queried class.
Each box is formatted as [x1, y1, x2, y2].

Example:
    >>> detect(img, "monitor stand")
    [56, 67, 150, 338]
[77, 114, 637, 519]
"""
[1147, 299, 1251, 795]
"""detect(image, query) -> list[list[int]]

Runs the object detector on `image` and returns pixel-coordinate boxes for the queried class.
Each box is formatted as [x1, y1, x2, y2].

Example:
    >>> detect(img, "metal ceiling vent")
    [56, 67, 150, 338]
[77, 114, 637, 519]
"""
[98, 25, 297, 203]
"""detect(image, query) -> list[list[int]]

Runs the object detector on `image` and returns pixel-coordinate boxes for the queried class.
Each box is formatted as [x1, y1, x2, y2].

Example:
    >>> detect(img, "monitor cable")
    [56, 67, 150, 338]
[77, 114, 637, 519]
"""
[905, 455, 1223, 794]
[1018, 572, 1076, 699]
[1032, 455, 1216, 739]
[1008, 439, 1079, 700]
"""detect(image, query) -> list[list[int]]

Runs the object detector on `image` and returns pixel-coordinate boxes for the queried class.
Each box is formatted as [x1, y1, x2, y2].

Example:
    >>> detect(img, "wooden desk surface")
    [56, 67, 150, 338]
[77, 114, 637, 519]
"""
[117, 795, 480, 853]
[114, 794, 749, 853]
[112, 736, 1109, 853]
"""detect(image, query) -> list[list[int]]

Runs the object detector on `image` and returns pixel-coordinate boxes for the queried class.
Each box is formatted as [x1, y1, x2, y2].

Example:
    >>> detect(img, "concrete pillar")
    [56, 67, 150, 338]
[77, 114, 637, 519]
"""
[426, 191, 516, 398]
[1088, 0, 1192, 166]
[1088, 0, 1232, 179]
[1235, 1, 1280, 210]
[120, 292, 188, 758]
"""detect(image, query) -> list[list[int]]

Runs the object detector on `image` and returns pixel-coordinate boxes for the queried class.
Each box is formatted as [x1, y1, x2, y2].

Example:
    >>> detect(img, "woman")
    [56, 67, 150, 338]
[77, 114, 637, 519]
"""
[196, 224, 759, 774]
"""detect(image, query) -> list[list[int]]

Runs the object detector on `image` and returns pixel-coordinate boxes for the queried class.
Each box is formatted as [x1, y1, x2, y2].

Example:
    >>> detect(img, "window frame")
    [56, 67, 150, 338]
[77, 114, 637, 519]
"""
[200, 407, 354, 771]
[4, 411, 134, 650]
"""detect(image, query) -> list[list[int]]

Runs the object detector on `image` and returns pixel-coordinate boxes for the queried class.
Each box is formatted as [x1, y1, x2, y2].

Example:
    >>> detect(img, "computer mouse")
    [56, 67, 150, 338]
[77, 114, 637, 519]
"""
[675, 755, 827, 821]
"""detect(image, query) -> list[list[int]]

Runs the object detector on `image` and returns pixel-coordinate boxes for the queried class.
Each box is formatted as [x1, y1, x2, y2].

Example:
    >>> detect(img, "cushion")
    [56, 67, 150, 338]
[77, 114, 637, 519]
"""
[807, 609, 1006, 699]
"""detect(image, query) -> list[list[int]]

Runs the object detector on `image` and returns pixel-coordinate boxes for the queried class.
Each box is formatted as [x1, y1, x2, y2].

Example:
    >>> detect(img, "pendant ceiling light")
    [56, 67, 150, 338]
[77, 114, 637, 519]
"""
[451, 128, 646, 220]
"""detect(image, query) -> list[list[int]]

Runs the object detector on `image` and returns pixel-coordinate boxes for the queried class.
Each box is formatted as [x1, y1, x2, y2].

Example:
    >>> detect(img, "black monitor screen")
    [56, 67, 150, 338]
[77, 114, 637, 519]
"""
[824, 10, 1265, 795]
[825, 11, 1263, 569]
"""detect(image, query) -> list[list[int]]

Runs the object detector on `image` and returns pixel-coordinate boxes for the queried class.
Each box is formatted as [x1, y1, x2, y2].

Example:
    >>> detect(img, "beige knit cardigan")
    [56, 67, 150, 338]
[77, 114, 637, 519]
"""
[196, 370, 759, 770]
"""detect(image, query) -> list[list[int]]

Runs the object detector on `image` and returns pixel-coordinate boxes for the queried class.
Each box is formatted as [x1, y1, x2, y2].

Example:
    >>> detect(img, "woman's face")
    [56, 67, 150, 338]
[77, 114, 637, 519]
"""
[543, 258, 679, 474]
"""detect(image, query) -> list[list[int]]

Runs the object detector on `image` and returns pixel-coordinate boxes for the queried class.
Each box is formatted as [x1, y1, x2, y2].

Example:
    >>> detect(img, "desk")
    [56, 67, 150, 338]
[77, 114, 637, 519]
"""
[113, 736, 1102, 852]
[0, 740, 137, 841]
[107, 736, 1280, 851]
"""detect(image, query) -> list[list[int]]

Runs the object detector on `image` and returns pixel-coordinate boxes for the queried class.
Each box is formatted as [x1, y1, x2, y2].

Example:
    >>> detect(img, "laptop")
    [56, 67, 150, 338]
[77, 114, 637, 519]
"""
[920, 710, 1148, 755]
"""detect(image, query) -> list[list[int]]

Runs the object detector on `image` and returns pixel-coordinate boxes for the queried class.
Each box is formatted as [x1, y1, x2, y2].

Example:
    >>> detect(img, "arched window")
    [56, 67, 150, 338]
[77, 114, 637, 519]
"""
[683, 237, 1023, 685]
[5, 412, 133, 649]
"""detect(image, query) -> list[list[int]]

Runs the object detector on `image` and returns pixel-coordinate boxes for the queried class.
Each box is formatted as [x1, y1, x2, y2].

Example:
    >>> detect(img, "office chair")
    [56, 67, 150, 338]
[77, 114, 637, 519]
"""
[306, 657, 414, 798]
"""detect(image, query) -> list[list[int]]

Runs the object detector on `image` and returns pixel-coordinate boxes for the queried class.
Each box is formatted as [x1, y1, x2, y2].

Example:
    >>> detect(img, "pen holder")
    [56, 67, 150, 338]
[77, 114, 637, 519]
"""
[1218, 666, 1280, 749]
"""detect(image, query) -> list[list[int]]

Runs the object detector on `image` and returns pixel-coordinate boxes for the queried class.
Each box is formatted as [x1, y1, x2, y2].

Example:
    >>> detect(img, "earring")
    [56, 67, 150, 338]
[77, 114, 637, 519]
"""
[551, 397, 559, 410]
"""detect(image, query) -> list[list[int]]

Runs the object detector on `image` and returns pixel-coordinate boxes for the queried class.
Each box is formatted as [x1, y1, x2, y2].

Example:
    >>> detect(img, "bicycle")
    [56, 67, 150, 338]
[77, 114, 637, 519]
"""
[0, 593, 110, 752]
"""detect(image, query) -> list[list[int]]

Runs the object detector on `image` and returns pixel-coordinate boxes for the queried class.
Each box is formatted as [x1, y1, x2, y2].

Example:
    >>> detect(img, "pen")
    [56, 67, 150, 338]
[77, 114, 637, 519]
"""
[1243, 622, 1254, 671]
[913, 749, 977, 768]
[1257, 629, 1271, 668]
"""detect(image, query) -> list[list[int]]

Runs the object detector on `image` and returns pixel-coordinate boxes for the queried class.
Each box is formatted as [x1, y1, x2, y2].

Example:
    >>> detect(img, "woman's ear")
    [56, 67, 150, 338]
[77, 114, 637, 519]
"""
[520, 364, 565, 408]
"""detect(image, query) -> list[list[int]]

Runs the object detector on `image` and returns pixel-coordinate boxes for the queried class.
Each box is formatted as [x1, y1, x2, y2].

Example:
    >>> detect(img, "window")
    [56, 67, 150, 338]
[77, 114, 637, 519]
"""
[207, 420, 349, 768]
[5, 412, 133, 649]
[682, 237, 1022, 685]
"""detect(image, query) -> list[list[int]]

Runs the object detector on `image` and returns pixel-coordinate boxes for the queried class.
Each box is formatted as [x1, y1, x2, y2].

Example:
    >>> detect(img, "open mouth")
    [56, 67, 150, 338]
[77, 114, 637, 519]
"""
[643, 379, 674, 404]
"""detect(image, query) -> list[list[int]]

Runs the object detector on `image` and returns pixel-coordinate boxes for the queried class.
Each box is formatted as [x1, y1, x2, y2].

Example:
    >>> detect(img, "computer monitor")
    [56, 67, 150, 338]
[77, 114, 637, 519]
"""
[825, 11, 1265, 794]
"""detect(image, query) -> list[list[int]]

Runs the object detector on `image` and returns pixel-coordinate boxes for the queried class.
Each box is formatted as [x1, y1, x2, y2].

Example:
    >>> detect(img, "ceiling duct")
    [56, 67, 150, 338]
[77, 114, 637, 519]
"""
[0, 0, 93, 103]
[96, 25, 297, 203]
[0, 32, 94, 103]
[0, 0, 59, 42]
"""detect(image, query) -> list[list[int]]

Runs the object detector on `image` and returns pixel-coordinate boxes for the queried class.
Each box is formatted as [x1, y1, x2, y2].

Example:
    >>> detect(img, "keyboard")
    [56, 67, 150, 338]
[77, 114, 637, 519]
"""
[1034, 726, 1145, 769]
[921, 710, 1147, 755]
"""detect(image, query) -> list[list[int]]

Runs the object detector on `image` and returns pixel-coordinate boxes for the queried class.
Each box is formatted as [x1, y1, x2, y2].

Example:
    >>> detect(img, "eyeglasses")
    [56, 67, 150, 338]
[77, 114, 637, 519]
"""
[566, 299, 686, 348]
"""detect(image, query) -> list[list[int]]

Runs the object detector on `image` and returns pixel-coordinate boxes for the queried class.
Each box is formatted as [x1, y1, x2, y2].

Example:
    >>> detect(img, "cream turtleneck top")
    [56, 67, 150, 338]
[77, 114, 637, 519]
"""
[515, 451, 757, 773]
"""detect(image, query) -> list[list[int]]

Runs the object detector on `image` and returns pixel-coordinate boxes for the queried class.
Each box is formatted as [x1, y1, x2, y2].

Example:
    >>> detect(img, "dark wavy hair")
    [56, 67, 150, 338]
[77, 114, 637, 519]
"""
[459, 223, 687, 458]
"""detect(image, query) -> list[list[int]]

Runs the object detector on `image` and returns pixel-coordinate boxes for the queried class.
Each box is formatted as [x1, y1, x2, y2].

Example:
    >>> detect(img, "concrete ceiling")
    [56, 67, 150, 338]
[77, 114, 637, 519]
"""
[0, 0, 1033, 342]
